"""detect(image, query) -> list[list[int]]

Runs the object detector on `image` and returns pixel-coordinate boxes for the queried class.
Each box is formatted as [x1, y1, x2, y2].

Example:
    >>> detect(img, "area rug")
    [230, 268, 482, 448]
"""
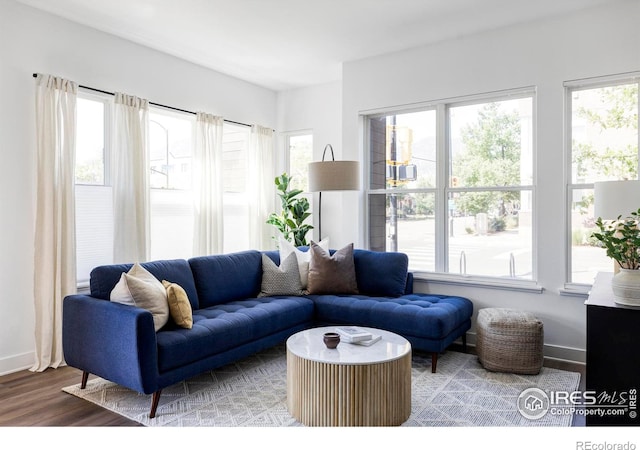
[62, 345, 580, 427]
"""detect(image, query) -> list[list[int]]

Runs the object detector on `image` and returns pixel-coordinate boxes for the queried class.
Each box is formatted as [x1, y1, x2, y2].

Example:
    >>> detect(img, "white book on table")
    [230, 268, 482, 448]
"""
[350, 334, 382, 346]
[336, 326, 372, 343]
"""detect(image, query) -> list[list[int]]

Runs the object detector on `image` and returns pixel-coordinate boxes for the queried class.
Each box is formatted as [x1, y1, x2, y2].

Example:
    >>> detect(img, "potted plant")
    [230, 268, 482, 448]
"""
[266, 173, 313, 246]
[592, 208, 640, 305]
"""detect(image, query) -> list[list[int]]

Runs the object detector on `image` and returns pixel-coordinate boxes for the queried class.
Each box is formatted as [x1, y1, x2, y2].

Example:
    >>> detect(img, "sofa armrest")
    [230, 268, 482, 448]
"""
[62, 294, 159, 394]
[405, 272, 414, 294]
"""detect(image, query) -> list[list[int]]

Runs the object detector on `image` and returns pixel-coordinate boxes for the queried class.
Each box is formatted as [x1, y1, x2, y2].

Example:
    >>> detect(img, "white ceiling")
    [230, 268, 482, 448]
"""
[17, 0, 615, 91]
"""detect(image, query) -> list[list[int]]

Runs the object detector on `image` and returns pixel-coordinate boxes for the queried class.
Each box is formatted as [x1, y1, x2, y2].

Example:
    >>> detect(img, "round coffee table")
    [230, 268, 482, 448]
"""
[286, 326, 412, 426]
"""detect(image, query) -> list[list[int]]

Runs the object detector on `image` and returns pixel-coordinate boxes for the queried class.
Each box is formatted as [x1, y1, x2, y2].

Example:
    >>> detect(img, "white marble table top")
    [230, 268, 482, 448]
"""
[286, 326, 411, 365]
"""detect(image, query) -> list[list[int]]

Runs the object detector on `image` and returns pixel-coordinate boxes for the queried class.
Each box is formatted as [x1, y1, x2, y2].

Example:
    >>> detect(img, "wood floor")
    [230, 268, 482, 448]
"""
[0, 351, 585, 427]
[0, 365, 139, 426]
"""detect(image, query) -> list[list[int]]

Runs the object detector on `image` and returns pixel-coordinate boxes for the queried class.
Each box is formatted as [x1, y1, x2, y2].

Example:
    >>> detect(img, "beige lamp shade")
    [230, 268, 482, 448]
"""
[308, 160, 359, 192]
[594, 180, 640, 220]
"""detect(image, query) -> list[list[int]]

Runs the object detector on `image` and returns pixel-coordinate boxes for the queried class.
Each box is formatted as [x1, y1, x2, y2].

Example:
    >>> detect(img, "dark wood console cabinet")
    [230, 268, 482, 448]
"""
[585, 272, 640, 426]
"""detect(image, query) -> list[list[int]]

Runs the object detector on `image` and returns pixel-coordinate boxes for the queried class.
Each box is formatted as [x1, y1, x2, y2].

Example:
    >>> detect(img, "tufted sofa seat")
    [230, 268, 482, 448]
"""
[311, 293, 472, 371]
[63, 247, 472, 418]
[156, 296, 314, 373]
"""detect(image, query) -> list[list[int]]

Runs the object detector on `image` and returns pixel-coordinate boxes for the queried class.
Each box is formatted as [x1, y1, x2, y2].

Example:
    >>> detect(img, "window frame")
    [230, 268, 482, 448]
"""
[563, 72, 640, 294]
[363, 88, 541, 292]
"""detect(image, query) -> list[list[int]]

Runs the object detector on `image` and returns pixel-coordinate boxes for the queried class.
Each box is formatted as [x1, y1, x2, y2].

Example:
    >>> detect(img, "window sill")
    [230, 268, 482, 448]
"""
[412, 272, 544, 294]
[559, 283, 591, 298]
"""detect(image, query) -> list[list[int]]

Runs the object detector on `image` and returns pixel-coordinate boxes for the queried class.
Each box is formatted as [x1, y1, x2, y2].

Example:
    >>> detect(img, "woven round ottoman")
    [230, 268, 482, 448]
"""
[476, 308, 544, 375]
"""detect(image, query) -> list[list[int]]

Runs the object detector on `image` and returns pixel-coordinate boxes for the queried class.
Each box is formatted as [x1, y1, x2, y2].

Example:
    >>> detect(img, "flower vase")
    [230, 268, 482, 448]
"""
[611, 268, 640, 306]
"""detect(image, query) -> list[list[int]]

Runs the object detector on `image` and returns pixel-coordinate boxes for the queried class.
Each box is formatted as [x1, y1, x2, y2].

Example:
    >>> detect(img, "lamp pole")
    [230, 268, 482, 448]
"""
[389, 116, 398, 252]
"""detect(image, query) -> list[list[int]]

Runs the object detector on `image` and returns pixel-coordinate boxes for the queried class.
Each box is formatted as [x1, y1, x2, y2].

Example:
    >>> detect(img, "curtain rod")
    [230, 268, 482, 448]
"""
[32, 73, 252, 129]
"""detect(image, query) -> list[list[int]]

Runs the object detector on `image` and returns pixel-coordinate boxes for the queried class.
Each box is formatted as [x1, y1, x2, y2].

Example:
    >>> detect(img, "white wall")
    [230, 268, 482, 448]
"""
[276, 82, 354, 246]
[0, 0, 277, 375]
[341, 0, 640, 362]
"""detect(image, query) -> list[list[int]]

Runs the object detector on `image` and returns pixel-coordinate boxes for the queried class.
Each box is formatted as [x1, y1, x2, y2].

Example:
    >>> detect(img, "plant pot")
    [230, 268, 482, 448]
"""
[611, 268, 640, 306]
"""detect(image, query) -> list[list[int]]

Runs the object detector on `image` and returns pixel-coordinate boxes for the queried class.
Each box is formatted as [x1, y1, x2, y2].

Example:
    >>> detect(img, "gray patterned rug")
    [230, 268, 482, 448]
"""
[62, 345, 580, 427]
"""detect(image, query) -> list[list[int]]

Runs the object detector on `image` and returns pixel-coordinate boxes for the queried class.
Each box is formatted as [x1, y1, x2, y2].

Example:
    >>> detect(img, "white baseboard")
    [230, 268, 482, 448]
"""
[0, 351, 34, 376]
[457, 332, 586, 364]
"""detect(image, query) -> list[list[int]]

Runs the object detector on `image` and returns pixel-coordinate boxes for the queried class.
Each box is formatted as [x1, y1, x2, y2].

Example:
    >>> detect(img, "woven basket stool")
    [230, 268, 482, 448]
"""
[476, 308, 544, 375]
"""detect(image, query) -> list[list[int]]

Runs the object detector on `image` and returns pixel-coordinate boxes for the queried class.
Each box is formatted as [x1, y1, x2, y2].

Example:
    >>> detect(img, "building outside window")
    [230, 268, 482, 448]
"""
[566, 75, 639, 286]
[366, 90, 534, 282]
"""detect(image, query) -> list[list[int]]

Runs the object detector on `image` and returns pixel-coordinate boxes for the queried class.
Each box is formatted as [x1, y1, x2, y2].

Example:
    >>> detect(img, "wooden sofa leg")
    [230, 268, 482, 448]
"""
[431, 352, 438, 373]
[462, 333, 468, 353]
[150, 390, 162, 418]
[80, 371, 89, 389]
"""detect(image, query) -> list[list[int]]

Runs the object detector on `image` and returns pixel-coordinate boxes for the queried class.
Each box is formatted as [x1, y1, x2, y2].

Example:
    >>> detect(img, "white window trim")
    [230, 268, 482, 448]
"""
[414, 272, 544, 294]
[563, 71, 640, 292]
[363, 87, 538, 290]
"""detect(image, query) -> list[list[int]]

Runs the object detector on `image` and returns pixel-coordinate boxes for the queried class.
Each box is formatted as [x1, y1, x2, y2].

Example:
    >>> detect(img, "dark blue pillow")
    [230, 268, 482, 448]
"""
[353, 250, 409, 297]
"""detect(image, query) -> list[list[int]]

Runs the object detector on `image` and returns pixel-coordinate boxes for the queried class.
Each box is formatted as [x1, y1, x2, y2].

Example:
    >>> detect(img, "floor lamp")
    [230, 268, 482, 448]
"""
[308, 144, 359, 240]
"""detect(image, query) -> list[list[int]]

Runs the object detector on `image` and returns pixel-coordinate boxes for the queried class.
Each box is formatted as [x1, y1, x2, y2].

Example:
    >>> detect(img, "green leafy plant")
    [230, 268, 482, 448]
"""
[266, 173, 313, 246]
[592, 208, 640, 269]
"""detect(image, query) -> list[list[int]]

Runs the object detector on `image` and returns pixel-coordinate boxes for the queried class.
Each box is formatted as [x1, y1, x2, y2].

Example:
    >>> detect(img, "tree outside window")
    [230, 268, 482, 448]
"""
[568, 82, 639, 284]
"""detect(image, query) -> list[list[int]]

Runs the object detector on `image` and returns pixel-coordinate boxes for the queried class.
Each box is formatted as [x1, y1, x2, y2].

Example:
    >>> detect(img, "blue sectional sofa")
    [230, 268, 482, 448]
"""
[62, 248, 473, 418]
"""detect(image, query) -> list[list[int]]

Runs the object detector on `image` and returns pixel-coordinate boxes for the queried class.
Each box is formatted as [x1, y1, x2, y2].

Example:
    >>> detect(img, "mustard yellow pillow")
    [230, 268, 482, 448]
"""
[162, 280, 193, 329]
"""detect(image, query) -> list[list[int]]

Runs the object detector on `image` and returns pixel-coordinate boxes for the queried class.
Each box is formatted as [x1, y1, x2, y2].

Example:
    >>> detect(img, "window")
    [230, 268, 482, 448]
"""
[222, 122, 251, 252]
[367, 90, 535, 282]
[74, 91, 256, 284]
[566, 76, 639, 286]
[75, 94, 113, 284]
[287, 133, 313, 192]
[149, 108, 195, 261]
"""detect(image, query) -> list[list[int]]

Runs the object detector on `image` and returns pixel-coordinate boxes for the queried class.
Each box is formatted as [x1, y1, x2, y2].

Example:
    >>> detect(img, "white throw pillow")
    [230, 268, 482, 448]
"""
[278, 235, 329, 289]
[110, 263, 169, 331]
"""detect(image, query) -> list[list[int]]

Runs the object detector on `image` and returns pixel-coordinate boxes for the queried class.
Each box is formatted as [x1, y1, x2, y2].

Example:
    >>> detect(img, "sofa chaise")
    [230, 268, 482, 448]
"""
[62, 246, 473, 418]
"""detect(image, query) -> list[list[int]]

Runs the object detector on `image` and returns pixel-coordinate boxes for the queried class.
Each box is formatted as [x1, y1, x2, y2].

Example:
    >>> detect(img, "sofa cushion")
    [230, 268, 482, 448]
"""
[189, 250, 262, 308]
[109, 263, 169, 331]
[162, 280, 193, 329]
[278, 236, 329, 289]
[259, 253, 304, 297]
[353, 250, 409, 297]
[307, 242, 358, 295]
[155, 296, 315, 372]
[311, 293, 473, 340]
[90, 259, 199, 310]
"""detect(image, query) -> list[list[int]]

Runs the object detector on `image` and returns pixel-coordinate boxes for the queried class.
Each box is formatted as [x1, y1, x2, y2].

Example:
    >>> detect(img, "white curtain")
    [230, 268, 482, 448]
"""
[248, 124, 275, 250]
[193, 113, 224, 256]
[32, 74, 78, 372]
[112, 93, 149, 263]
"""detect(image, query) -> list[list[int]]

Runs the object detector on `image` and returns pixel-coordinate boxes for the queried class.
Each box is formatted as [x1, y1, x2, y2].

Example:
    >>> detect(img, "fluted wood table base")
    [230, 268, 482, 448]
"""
[286, 327, 411, 427]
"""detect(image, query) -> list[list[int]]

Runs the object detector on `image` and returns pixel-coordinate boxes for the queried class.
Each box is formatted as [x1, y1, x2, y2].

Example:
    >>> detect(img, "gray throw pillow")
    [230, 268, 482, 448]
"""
[259, 252, 305, 297]
[307, 242, 359, 295]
